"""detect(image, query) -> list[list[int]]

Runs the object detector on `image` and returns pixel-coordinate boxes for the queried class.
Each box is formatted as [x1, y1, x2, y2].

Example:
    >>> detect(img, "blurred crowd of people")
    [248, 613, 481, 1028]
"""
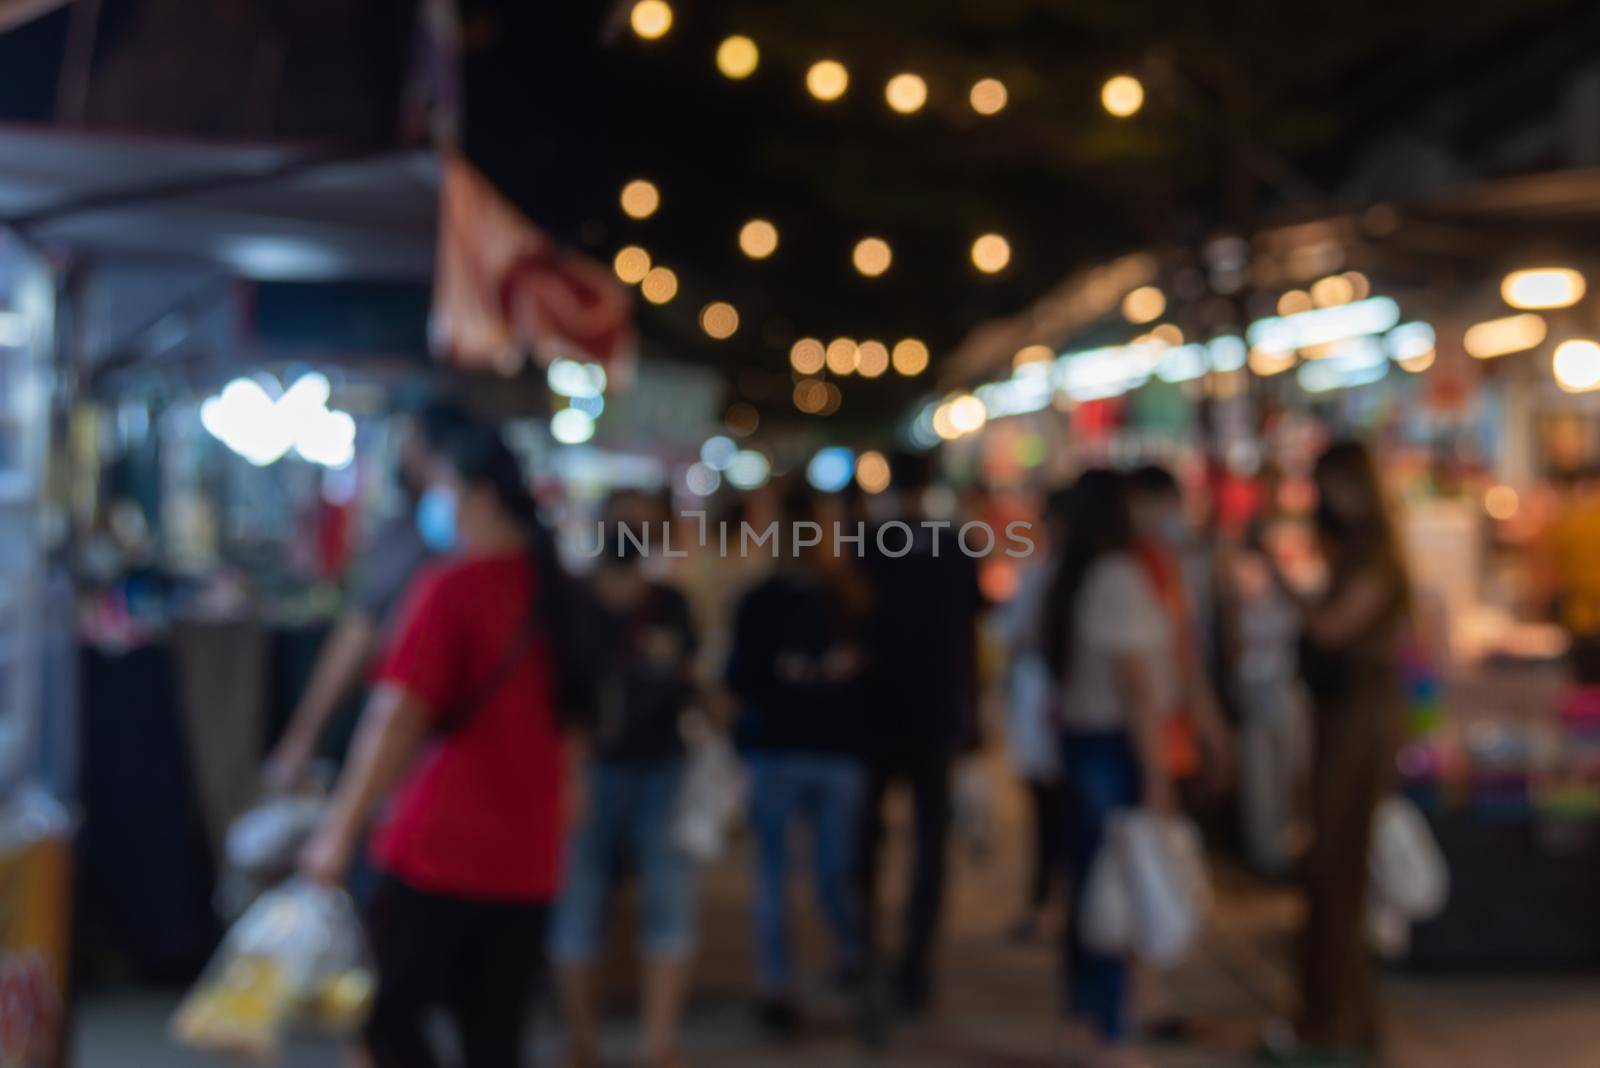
[264, 402, 1417, 1068]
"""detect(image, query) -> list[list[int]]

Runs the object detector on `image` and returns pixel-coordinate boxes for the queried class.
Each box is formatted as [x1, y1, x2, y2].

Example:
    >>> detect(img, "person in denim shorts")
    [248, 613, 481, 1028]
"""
[552, 493, 700, 1068]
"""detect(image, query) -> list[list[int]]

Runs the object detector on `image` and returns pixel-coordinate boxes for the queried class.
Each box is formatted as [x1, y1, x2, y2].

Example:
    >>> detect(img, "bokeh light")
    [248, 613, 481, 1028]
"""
[1553, 338, 1600, 392]
[699, 301, 739, 339]
[1122, 285, 1166, 324]
[1502, 268, 1586, 310]
[629, 0, 672, 40]
[856, 340, 890, 378]
[1483, 485, 1520, 521]
[724, 401, 759, 437]
[790, 337, 826, 374]
[856, 450, 891, 494]
[826, 337, 860, 375]
[885, 73, 928, 114]
[1464, 313, 1545, 359]
[716, 35, 759, 79]
[1277, 289, 1314, 315]
[853, 237, 892, 277]
[619, 179, 660, 219]
[738, 218, 779, 259]
[640, 266, 678, 304]
[893, 338, 930, 376]
[806, 60, 849, 101]
[971, 233, 1011, 274]
[612, 245, 651, 284]
[969, 78, 1007, 115]
[1101, 74, 1144, 117]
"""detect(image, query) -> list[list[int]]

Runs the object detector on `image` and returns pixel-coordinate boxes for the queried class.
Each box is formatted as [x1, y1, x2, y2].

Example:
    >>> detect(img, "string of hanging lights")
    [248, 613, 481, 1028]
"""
[609, 0, 1153, 417]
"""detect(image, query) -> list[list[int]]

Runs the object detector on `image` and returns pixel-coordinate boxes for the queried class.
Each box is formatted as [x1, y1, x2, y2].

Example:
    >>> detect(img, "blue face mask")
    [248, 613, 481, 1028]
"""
[415, 484, 458, 552]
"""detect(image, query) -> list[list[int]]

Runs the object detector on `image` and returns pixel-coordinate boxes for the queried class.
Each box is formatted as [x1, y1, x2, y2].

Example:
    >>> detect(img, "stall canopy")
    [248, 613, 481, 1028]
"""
[0, 124, 436, 282]
[0, 124, 635, 373]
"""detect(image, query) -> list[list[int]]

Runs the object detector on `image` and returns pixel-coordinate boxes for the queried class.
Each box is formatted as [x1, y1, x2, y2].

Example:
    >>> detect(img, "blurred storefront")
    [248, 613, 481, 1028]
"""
[918, 177, 1600, 966]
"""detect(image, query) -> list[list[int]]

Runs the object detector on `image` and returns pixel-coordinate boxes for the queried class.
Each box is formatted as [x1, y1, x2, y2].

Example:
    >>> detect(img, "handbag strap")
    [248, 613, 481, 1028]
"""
[435, 622, 541, 735]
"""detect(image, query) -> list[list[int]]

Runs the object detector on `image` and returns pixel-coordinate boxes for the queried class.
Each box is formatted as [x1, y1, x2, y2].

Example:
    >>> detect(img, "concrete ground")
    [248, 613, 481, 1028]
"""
[74, 761, 1600, 1067]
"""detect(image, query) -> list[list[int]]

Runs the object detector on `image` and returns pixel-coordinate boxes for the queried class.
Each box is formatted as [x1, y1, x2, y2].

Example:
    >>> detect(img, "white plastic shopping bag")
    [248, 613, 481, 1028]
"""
[1119, 811, 1209, 965]
[1081, 810, 1210, 965]
[1081, 830, 1134, 956]
[1369, 795, 1448, 921]
[171, 878, 373, 1060]
[670, 719, 747, 862]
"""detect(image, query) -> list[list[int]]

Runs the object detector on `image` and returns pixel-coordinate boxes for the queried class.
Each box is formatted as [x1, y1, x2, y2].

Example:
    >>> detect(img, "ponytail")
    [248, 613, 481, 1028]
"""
[425, 415, 598, 732]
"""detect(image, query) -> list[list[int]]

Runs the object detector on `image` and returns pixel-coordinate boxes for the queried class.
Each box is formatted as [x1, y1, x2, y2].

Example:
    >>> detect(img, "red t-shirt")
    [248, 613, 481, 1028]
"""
[369, 552, 565, 903]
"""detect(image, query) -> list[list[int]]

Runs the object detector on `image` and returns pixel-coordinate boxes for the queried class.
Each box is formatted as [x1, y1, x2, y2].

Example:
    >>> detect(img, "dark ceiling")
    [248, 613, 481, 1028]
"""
[1, 0, 1594, 430]
[457, 0, 1586, 429]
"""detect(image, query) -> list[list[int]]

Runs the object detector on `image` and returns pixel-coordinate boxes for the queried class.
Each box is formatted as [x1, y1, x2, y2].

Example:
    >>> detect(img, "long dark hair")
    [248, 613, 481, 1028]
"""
[1042, 469, 1136, 682]
[426, 415, 597, 731]
[1313, 439, 1411, 611]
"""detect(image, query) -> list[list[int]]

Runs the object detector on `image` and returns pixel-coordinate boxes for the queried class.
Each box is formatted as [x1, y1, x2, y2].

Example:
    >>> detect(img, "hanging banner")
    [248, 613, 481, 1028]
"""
[432, 154, 635, 376]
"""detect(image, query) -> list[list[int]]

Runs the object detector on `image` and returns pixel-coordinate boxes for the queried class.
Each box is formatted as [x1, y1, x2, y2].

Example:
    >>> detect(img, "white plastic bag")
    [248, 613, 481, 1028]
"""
[953, 759, 999, 861]
[1081, 833, 1134, 956]
[1369, 795, 1448, 921]
[1120, 811, 1209, 965]
[670, 721, 747, 862]
[226, 795, 325, 878]
[1080, 810, 1210, 965]
[172, 878, 373, 1060]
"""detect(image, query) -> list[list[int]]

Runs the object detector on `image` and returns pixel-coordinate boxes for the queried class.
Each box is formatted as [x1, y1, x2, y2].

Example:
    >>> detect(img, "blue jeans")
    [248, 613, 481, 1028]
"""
[746, 750, 866, 992]
[550, 760, 697, 963]
[1061, 729, 1141, 1041]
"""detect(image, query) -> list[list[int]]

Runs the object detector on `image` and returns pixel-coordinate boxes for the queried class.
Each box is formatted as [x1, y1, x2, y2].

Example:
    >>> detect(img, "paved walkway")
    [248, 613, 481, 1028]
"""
[75, 762, 1600, 1066]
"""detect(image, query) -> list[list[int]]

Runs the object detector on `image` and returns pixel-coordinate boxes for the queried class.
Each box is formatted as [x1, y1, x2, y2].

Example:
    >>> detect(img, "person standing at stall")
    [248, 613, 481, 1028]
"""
[300, 419, 591, 1068]
[1257, 440, 1411, 1065]
[552, 491, 700, 1068]
[1043, 469, 1176, 1068]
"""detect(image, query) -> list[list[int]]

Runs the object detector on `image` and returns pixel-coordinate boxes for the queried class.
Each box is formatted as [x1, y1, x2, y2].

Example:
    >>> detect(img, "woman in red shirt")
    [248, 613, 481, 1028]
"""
[301, 419, 588, 1068]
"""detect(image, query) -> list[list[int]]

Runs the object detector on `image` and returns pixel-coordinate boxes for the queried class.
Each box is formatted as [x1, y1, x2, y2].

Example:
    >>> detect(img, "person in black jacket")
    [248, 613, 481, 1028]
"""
[857, 451, 984, 1014]
[726, 485, 874, 1037]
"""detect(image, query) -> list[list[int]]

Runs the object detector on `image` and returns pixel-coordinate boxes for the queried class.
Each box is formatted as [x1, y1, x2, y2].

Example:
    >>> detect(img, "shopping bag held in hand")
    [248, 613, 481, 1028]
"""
[670, 717, 747, 862]
[1369, 794, 1448, 921]
[1081, 810, 1210, 965]
[172, 878, 374, 1061]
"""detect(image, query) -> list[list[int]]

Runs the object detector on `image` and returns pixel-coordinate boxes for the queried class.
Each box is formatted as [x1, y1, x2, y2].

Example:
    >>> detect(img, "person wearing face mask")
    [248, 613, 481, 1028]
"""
[299, 417, 593, 1068]
[551, 492, 701, 1068]
[1254, 440, 1412, 1066]
[1126, 465, 1234, 809]
[262, 402, 471, 798]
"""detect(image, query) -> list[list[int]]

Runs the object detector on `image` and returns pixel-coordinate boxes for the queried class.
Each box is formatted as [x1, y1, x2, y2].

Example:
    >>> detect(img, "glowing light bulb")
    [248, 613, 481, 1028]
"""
[1101, 74, 1144, 117]
[969, 78, 1007, 115]
[971, 233, 1011, 274]
[716, 35, 759, 79]
[806, 60, 849, 102]
[1122, 285, 1165, 324]
[1502, 268, 1585, 310]
[640, 266, 678, 304]
[853, 237, 892, 277]
[619, 179, 660, 219]
[790, 337, 826, 374]
[738, 219, 778, 259]
[885, 73, 928, 114]
[613, 245, 651, 284]
[892, 338, 929, 376]
[629, 0, 672, 40]
[699, 301, 739, 339]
